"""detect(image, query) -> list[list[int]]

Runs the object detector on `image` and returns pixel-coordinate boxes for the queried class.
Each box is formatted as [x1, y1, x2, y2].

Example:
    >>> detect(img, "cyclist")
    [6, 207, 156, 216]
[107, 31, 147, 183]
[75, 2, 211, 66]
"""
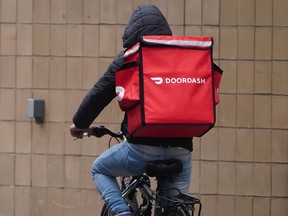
[70, 4, 193, 216]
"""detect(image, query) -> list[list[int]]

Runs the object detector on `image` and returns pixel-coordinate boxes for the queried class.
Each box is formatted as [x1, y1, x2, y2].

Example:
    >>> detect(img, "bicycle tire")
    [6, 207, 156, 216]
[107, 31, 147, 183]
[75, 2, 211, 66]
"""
[100, 203, 111, 216]
[164, 206, 190, 216]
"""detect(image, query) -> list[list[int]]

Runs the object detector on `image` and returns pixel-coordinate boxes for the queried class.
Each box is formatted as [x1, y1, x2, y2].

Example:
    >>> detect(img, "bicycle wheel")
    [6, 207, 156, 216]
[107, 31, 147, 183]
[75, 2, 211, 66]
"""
[164, 206, 190, 216]
[100, 203, 111, 216]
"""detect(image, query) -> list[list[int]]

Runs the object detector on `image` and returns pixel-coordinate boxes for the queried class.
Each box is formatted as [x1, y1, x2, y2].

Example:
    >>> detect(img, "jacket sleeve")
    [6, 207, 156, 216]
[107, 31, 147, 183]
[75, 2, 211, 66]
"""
[73, 51, 124, 129]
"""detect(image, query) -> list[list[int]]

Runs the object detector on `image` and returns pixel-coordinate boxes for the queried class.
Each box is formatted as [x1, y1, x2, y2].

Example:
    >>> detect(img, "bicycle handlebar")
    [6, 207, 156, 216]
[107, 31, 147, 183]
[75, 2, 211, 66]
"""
[91, 125, 124, 140]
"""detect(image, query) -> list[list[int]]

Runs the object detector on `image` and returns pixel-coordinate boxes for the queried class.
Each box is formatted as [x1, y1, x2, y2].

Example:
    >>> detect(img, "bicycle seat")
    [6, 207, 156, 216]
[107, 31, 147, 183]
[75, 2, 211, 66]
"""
[145, 159, 183, 178]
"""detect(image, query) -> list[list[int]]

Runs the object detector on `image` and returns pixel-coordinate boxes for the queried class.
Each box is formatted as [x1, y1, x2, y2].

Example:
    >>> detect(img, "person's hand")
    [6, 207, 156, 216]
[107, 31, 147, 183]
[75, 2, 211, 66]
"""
[70, 124, 92, 139]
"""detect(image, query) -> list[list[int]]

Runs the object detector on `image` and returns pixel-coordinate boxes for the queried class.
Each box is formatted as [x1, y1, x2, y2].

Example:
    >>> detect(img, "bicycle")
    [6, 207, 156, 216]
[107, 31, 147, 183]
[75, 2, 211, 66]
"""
[89, 125, 202, 216]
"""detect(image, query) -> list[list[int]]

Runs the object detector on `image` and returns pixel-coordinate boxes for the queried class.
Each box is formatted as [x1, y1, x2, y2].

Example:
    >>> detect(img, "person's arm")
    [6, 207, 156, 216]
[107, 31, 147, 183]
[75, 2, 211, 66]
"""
[70, 52, 124, 137]
[72, 75, 116, 129]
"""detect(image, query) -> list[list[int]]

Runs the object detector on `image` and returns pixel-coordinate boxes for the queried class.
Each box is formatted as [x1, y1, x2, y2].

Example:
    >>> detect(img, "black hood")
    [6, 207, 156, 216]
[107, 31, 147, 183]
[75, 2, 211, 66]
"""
[122, 4, 172, 49]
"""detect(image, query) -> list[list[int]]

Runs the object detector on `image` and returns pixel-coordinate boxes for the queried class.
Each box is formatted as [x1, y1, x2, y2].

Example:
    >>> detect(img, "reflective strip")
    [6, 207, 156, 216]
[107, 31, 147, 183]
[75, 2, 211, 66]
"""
[124, 38, 212, 58]
[142, 38, 212, 47]
[124, 44, 140, 58]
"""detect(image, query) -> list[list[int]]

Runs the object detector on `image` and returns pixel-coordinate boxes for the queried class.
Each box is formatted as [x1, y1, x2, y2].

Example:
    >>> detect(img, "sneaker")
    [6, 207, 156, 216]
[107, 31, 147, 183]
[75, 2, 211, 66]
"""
[115, 212, 133, 216]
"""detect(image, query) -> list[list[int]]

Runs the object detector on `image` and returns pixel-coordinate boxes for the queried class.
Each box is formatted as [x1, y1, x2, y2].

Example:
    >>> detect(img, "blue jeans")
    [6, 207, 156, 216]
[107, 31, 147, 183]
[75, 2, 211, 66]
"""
[91, 141, 192, 215]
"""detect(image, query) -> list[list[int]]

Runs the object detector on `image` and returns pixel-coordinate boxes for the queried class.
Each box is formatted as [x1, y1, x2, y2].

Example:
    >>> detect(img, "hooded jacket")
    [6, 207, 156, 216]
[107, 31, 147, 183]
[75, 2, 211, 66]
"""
[73, 4, 193, 151]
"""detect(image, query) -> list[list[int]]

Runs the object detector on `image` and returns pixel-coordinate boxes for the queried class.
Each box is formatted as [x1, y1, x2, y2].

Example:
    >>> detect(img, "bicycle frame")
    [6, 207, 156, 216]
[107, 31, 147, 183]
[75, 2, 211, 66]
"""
[120, 175, 202, 216]
[87, 126, 202, 216]
[121, 175, 155, 214]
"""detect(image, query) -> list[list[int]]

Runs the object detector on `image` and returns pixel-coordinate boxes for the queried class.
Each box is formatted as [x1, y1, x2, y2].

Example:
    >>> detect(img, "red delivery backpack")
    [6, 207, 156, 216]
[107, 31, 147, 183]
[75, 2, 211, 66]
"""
[116, 35, 223, 138]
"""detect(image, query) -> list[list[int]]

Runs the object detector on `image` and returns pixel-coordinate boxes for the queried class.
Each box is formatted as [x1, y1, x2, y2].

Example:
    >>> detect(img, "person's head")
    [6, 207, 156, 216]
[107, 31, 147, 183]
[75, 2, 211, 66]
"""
[122, 4, 172, 49]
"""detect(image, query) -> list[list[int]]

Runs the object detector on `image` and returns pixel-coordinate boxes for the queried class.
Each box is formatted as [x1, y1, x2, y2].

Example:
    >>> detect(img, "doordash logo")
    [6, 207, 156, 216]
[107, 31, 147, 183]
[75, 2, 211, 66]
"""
[151, 77, 206, 85]
[150, 77, 163, 85]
